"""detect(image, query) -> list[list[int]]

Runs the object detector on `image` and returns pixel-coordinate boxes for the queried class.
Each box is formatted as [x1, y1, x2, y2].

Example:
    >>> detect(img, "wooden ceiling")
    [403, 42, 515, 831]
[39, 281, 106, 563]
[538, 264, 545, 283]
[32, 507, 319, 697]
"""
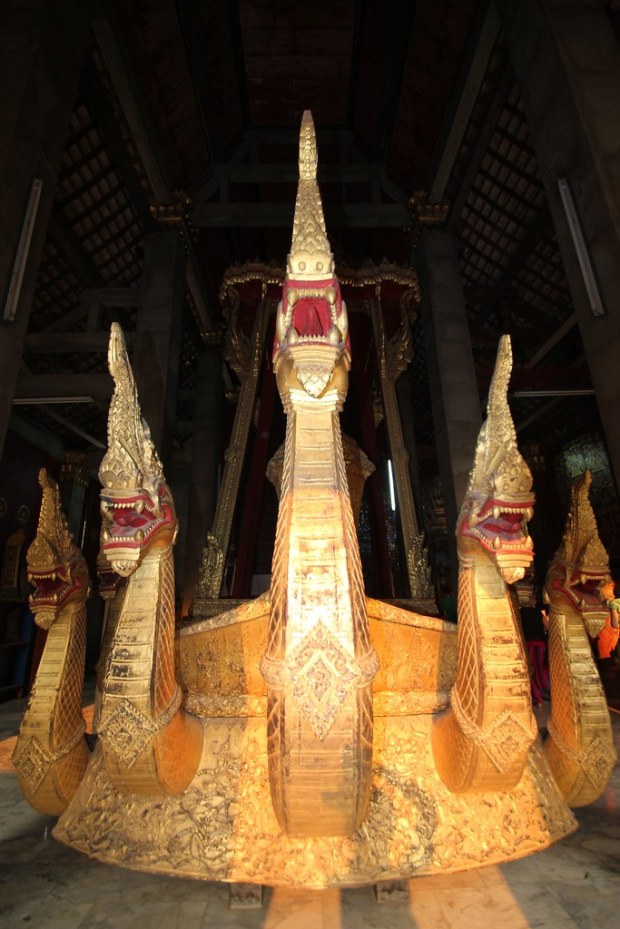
[13, 0, 602, 478]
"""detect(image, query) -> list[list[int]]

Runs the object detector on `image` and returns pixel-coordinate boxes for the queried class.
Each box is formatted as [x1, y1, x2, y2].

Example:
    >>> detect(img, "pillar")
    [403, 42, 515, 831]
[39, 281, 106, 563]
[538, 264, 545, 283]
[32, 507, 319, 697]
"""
[133, 230, 186, 471]
[415, 226, 482, 582]
[0, 0, 96, 457]
[496, 0, 620, 490]
[194, 295, 270, 605]
[182, 346, 222, 611]
[58, 451, 90, 540]
[370, 295, 433, 601]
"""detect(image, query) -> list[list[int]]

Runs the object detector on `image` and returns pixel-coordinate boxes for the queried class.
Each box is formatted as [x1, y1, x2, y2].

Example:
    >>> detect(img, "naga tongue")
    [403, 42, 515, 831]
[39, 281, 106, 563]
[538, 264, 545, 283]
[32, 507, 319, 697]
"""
[294, 301, 324, 336]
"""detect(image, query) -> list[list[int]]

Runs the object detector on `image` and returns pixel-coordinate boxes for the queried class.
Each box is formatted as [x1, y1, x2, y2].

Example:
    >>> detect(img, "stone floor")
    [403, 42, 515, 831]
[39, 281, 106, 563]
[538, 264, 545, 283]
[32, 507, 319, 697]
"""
[1, 692, 619, 929]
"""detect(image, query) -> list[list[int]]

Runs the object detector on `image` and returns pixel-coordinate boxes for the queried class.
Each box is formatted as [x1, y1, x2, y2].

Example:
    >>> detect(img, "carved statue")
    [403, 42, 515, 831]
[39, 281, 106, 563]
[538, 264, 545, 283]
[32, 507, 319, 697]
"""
[431, 335, 538, 792]
[13, 470, 90, 814]
[17, 112, 614, 888]
[543, 470, 617, 805]
[96, 323, 203, 794]
[261, 111, 378, 836]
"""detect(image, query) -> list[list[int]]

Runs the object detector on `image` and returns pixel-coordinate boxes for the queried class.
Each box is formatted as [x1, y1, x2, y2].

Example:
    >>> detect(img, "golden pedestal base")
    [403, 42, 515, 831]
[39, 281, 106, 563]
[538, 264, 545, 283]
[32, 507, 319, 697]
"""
[54, 712, 576, 888]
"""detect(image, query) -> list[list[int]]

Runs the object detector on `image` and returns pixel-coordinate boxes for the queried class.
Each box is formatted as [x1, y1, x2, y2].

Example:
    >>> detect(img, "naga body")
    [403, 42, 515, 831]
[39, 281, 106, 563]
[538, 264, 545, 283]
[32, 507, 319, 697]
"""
[96, 324, 202, 795]
[260, 112, 378, 836]
[432, 336, 537, 792]
[544, 471, 616, 805]
[13, 471, 90, 814]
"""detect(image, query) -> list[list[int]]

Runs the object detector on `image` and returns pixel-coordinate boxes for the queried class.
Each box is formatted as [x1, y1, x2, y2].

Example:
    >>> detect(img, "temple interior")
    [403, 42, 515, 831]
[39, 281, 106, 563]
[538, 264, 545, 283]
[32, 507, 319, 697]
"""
[1, 1, 620, 926]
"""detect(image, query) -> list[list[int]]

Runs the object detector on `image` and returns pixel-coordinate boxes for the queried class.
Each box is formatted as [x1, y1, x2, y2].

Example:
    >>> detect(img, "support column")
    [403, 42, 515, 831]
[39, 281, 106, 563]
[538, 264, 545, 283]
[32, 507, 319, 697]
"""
[194, 294, 270, 605]
[355, 358, 395, 599]
[182, 346, 222, 611]
[0, 0, 96, 457]
[371, 294, 433, 602]
[496, 0, 620, 489]
[395, 373, 424, 523]
[414, 225, 482, 582]
[59, 452, 90, 540]
[230, 346, 276, 598]
[133, 230, 187, 470]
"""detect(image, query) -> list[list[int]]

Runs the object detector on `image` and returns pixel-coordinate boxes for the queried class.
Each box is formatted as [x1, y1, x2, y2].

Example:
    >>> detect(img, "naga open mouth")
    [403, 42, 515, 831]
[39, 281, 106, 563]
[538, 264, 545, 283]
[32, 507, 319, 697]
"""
[100, 487, 175, 576]
[465, 498, 533, 549]
[550, 569, 610, 635]
[276, 283, 349, 353]
[462, 496, 535, 583]
[28, 565, 83, 610]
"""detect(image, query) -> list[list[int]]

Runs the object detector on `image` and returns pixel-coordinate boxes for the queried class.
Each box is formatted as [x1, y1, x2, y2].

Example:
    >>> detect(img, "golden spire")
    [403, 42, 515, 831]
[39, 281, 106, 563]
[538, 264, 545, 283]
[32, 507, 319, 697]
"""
[287, 111, 334, 281]
[28, 469, 78, 570]
[556, 470, 609, 572]
[467, 335, 532, 500]
[99, 323, 163, 498]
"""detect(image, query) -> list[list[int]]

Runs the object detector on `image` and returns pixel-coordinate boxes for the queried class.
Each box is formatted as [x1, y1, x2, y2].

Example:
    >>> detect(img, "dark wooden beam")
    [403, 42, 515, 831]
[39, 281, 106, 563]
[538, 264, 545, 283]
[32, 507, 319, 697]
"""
[25, 331, 134, 353]
[497, 204, 552, 285]
[81, 57, 155, 229]
[429, 0, 500, 199]
[94, 0, 219, 331]
[191, 202, 408, 228]
[375, 0, 417, 161]
[174, 0, 222, 162]
[447, 64, 513, 231]
[347, 0, 367, 126]
[79, 287, 139, 306]
[228, 0, 250, 128]
[14, 373, 112, 402]
[47, 215, 103, 289]
[93, 0, 171, 201]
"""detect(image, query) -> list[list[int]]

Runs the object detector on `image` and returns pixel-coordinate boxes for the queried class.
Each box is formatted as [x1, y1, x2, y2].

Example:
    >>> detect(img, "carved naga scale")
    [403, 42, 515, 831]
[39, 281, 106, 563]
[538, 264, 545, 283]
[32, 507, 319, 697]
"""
[16, 112, 615, 889]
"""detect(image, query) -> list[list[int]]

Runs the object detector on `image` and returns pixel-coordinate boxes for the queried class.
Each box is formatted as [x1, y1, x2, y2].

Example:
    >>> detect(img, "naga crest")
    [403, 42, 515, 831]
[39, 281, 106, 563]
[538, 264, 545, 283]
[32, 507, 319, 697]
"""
[99, 322, 176, 577]
[545, 470, 611, 637]
[458, 335, 534, 584]
[274, 111, 350, 406]
[27, 469, 89, 629]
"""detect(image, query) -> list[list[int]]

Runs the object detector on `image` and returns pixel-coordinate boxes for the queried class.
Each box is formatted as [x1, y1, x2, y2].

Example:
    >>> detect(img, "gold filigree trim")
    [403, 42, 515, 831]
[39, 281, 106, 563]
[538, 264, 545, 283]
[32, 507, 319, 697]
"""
[218, 260, 420, 305]
[12, 725, 85, 793]
[451, 686, 536, 773]
[99, 688, 183, 768]
[286, 622, 372, 740]
[546, 719, 617, 787]
[195, 533, 225, 599]
[185, 693, 267, 717]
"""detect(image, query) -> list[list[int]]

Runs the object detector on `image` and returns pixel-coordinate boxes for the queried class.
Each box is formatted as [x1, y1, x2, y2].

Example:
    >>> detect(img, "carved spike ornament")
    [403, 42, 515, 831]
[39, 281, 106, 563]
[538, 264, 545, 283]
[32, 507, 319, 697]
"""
[16, 113, 614, 889]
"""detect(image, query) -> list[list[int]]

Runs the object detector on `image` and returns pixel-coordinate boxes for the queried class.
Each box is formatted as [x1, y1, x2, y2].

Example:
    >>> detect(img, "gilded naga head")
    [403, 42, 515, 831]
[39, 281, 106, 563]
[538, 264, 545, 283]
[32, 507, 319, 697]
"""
[27, 469, 89, 629]
[458, 335, 535, 584]
[545, 470, 611, 636]
[274, 111, 350, 407]
[99, 323, 177, 577]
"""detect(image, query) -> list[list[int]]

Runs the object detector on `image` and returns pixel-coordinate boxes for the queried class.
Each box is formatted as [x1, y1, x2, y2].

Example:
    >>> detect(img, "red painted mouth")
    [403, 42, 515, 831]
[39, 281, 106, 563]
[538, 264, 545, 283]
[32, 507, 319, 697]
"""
[99, 486, 176, 575]
[463, 497, 534, 553]
[551, 571, 608, 612]
[28, 565, 84, 609]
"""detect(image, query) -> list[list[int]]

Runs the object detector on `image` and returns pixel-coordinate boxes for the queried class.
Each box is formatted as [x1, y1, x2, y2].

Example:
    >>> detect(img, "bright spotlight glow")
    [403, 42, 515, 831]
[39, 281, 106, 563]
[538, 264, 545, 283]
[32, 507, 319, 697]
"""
[387, 459, 396, 512]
